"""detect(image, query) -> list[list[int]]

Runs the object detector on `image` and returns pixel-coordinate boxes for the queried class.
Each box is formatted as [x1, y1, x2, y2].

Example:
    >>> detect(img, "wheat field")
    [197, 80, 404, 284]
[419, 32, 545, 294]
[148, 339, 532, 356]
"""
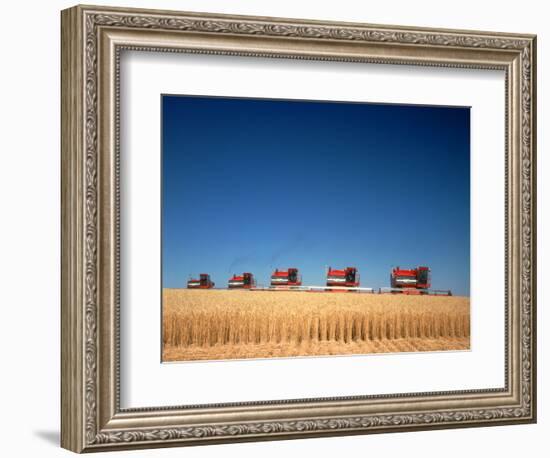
[162, 289, 470, 362]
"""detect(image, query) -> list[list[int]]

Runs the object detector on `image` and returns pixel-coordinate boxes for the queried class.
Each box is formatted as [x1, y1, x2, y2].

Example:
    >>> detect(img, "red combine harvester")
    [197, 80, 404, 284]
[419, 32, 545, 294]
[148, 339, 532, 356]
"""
[187, 273, 215, 289]
[270, 268, 302, 287]
[228, 272, 255, 289]
[326, 267, 360, 289]
[389, 266, 452, 295]
[390, 266, 430, 293]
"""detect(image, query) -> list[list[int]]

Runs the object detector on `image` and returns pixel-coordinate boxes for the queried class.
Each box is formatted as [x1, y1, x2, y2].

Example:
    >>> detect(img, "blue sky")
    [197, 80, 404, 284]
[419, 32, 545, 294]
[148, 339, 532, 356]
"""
[162, 95, 470, 296]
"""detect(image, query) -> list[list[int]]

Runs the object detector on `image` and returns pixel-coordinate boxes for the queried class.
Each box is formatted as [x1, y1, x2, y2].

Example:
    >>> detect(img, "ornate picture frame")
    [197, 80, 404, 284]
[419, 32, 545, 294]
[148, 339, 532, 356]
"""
[61, 4, 536, 453]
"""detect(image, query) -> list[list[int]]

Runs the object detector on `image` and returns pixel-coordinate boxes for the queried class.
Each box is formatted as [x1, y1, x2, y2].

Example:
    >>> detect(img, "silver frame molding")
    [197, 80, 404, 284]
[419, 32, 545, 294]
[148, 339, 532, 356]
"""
[61, 4, 537, 453]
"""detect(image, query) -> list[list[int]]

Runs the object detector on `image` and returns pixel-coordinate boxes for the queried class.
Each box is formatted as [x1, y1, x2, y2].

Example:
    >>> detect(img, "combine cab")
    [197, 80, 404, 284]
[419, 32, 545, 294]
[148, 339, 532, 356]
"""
[228, 272, 255, 289]
[270, 268, 302, 287]
[187, 273, 215, 289]
[326, 267, 360, 289]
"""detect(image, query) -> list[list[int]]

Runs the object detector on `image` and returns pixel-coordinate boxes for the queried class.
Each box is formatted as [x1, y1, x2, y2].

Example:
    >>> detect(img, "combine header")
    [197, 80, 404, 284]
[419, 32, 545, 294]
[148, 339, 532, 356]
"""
[270, 268, 302, 288]
[381, 266, 452, 295]
[187, 273, 215, 289]
[228, 272, 255, 289]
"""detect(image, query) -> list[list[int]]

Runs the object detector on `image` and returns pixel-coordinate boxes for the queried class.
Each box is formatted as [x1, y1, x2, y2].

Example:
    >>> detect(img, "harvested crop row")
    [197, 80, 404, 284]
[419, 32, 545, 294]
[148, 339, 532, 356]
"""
[163, 337, 470, 361]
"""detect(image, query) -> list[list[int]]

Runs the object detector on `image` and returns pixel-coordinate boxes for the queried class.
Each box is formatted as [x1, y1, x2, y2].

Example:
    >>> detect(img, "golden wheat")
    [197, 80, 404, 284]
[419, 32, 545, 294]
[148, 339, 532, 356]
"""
[162, 289, 470, 361]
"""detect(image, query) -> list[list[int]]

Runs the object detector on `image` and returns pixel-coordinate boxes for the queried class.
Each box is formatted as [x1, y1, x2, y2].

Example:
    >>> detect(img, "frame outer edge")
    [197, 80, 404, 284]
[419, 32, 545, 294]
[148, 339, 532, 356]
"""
[61, 5, 86, 453]
[61, 4, 537, 452]
[528, 36, 537, 423]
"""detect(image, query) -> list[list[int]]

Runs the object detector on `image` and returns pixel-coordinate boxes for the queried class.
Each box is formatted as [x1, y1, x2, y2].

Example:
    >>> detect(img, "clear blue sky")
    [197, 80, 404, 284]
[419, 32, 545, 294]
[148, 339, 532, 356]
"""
[162, 95, 470, 296]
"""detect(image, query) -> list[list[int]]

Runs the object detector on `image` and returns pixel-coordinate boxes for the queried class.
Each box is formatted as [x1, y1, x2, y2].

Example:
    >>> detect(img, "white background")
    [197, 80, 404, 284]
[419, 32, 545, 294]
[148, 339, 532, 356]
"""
[0, 0, 546, 457]
[121, 53, 505, 407]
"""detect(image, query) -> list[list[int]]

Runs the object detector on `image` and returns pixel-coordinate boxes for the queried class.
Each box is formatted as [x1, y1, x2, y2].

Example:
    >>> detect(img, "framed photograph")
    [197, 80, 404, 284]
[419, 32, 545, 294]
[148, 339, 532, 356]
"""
[160, 95, 471, 363]
[61, 4, 537, 453]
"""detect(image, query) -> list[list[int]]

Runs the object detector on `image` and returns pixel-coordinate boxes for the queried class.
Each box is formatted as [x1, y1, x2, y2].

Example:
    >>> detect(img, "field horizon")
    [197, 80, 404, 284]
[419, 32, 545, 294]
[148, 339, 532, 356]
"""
[162, 289, 470, 362]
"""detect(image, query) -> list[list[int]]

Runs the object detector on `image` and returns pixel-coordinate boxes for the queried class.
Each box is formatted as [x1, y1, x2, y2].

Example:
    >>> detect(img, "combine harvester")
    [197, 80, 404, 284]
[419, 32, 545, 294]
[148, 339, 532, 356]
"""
[228, 272, 255, 289]
[307, 266, 373, 293]
[380, 266, 452, 296]
[186, 273, 215, 289]
[270, 268, 302, 289]
[326, 266, 359, 288]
